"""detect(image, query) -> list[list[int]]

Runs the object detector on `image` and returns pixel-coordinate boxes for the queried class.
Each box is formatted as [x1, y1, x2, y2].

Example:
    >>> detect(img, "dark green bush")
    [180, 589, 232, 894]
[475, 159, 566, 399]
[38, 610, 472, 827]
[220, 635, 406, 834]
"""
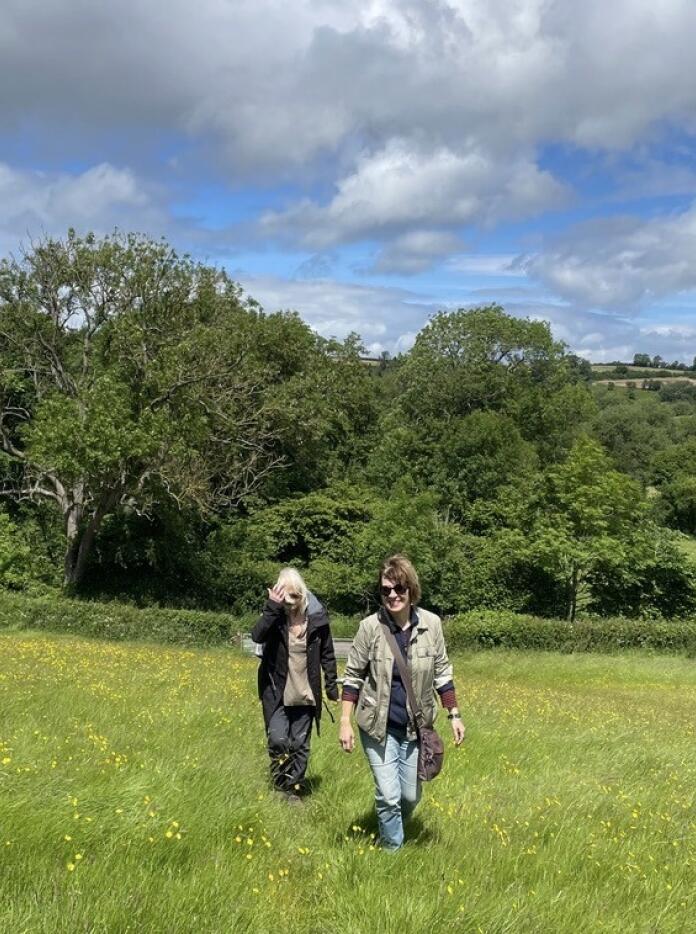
[0, 590, 248, 646]
[444, 609, 696, 655]
[2, 590, 696, 656]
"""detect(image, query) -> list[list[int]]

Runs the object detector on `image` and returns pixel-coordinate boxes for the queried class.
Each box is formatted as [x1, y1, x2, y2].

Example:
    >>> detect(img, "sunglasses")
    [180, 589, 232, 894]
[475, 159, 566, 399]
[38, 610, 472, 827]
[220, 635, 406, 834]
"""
[380, 583, 409, 598]
[285, 591, 301, 600]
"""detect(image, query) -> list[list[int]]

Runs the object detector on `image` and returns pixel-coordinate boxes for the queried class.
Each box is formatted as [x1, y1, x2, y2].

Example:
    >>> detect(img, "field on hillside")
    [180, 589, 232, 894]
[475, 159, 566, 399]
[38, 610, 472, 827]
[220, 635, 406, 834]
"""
[591, 365, 692, 377]
[1, 633, 695, 933]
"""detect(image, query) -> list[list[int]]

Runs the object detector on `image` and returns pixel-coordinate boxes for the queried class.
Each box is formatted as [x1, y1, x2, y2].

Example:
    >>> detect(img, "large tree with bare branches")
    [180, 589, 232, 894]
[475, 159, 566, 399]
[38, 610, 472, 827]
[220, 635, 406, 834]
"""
[0, 230, 281, 586]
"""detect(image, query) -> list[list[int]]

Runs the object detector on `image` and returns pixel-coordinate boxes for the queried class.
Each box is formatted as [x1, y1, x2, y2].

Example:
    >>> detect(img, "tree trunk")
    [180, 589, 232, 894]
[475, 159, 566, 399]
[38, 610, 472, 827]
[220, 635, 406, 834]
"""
[63, 491, 118, 588]
[63, 523, 97, 589]
[567, 566, 579, 623]
[63, 504, 83, 588]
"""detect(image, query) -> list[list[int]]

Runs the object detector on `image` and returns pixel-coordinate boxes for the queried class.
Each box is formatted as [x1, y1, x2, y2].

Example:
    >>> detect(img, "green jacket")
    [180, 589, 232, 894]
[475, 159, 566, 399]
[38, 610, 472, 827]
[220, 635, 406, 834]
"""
[343, 607, 454, 742]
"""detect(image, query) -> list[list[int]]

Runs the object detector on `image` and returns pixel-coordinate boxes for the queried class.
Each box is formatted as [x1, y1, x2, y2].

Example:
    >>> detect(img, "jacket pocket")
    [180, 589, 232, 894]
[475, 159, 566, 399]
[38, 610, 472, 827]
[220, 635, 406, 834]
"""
[356, 690, 378, 732]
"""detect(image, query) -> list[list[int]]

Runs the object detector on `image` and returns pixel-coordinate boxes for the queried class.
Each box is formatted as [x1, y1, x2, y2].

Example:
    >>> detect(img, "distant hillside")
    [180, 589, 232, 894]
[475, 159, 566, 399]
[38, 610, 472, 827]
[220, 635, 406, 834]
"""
[591, 364, 695, 381]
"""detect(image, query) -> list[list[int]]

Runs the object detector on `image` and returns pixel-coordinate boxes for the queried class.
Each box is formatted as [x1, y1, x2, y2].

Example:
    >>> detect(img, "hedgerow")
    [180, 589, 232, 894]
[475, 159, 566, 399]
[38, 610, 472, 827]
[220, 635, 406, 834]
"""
[444, 609, 696, 655]
[1, 591, 695, 655]
[0, 591, 248, 646]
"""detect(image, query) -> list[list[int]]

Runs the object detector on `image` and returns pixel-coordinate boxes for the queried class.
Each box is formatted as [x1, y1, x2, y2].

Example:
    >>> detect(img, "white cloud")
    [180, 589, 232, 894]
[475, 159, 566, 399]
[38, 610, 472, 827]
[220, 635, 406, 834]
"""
[447, 253, 523, 277]
[261, 142, 566, 246]
[4, 0, 696, 344]
[234, 275, 696, 363]
[0, 162, 165, 255]
[367, 230, 464, 275]
[5, 0, 696, 173]
[237, 274, 440, 351]
[521, 205, 696, 310]
[460, 300, 696, 364]
[0, 163, 145, 223]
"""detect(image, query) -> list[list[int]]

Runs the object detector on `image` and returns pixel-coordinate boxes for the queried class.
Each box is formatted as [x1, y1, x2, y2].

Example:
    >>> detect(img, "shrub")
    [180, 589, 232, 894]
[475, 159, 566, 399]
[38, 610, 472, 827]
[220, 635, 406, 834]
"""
[0, 590, 247, 646]
[2, 590, 696, 657]
[443, 609, 696, 655]
[0, 513, 31, 589]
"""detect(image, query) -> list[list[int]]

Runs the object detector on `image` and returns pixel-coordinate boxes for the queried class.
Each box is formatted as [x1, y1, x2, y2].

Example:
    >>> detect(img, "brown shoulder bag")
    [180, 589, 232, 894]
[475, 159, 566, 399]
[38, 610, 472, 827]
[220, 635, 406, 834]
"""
[381, 623, 445, 781]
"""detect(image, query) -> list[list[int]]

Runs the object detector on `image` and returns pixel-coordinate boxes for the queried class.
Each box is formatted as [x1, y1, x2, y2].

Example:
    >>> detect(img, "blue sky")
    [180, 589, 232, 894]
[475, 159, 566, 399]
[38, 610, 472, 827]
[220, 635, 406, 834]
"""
[2, 0, 696, 361]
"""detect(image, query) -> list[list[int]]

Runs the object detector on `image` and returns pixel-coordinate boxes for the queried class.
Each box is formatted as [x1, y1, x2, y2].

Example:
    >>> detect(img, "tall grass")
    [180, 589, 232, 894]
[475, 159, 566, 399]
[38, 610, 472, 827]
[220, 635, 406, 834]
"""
[0, 633, 694, 932]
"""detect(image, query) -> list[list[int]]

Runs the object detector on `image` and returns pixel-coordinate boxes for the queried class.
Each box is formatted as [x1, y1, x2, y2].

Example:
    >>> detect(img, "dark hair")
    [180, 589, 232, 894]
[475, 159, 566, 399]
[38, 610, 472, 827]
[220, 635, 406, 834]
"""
[378, 554, 421, 606]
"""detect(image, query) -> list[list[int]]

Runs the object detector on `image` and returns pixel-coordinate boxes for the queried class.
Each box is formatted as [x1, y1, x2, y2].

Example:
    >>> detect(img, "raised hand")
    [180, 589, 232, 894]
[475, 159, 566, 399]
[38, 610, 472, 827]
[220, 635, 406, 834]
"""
[267, 584, 286, 604]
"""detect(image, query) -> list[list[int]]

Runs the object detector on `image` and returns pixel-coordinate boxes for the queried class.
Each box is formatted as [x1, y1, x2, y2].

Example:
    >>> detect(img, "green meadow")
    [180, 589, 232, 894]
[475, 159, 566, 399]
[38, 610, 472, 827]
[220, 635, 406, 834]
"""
[1, 632, 694, 933]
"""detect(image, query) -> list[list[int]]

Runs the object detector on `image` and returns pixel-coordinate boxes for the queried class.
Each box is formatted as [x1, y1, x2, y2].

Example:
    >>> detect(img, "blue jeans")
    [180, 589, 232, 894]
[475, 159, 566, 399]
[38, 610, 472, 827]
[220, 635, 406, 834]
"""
[360, 728, 422, 850]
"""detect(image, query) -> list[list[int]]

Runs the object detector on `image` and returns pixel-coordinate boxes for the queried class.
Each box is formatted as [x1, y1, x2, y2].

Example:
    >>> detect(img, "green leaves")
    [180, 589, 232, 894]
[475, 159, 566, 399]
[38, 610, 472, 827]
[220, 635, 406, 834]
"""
[0, 513, 30, 588]
[523, 437, 683, 620]
[398, 305, 565, 422]
[0, 231, 297, 584]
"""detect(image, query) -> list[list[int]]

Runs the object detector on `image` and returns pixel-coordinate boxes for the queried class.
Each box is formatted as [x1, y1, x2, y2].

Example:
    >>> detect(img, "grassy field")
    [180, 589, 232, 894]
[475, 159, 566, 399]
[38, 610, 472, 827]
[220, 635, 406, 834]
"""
[591, 365, 691, 377]
[1, 633, 695, 933]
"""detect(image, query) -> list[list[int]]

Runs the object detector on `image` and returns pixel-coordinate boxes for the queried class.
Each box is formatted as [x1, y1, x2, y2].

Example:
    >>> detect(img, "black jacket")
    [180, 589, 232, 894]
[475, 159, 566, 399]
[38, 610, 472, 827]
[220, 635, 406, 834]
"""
[251, 592, 338, 734]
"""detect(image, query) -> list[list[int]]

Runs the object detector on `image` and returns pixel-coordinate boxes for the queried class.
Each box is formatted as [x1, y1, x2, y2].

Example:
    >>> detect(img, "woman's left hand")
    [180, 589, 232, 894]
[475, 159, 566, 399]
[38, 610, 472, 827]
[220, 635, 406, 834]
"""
[267, 585, 286, 605]
[450, 718, 466, 746]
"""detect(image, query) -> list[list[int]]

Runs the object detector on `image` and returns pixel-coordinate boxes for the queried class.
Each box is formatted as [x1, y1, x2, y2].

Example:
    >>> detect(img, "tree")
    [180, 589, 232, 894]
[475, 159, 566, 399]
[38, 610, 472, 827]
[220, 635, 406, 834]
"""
[527, 437, 648, 621]
[633, 353, 651, 367]
[657, 476, 696, 535]
[592, 397, 673, 483]
[589, 529, 696, 619]
[258, 329, 380, 498]
[368, 306, 594, 534]
[396, 305, 567, 423]
[0, 511, 30, 588]
[565, 354, 593, 382]
[0, 230, 282, 587]
[368, 410, 538, 527]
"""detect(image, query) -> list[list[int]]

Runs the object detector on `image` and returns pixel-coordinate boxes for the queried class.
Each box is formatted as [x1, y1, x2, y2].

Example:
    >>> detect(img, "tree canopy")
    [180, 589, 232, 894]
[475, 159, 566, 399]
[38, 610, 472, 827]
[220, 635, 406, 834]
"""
[1, 230, 694, 619]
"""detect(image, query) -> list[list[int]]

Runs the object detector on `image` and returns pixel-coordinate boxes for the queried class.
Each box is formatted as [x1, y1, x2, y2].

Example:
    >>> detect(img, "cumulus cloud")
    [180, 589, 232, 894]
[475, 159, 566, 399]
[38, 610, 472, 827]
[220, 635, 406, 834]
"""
[261, 142, 566, 247]
[234, 273, 696, 363]
[0, 162, 165, 255]
[293, 253, 338, 280]
[502, 303, 641, 359]
[4, 0, 696, 350]
[5, 0, 696, 174]
[365, 230, 464, 275]
[237, 274, 440, 353]
[448, 254, 523, 277]
[521, 205, 696, 310]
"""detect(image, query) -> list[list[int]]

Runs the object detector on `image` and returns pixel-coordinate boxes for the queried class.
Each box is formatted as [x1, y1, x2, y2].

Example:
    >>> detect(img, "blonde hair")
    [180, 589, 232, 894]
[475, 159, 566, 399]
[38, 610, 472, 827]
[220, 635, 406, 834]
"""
[378, 554, 422, 606]
[275, 567, 309, 613]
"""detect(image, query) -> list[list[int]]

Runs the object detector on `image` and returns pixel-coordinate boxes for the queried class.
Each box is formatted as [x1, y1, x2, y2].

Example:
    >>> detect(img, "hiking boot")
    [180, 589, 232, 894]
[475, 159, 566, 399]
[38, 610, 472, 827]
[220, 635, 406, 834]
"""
[273, 788, 303, 806]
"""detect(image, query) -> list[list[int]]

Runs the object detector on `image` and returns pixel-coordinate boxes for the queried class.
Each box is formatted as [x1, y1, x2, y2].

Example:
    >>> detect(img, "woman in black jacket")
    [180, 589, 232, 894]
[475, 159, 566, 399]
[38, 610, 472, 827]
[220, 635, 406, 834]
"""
[251, 567, 338, 802]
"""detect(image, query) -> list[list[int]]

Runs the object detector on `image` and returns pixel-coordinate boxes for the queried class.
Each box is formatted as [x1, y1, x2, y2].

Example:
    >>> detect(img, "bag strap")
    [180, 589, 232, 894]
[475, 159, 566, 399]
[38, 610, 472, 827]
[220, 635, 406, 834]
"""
[380, 621, 425, 735]
[322, 698, 335, 723]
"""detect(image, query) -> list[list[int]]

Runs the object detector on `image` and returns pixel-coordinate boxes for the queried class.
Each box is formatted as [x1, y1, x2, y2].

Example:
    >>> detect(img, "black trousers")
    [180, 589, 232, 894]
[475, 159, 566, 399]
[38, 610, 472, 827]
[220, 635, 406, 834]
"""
[267, 705, 314, 792]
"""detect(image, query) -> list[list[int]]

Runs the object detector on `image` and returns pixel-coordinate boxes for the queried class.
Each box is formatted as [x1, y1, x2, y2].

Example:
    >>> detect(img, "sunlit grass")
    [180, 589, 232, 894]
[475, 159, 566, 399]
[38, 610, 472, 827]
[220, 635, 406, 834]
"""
[1, 633, 694, 932]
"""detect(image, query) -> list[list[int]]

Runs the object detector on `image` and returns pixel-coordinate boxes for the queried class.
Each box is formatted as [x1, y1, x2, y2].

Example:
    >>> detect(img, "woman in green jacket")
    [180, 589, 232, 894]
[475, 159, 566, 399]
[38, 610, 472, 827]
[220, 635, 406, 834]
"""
[339, 554, 465, 850]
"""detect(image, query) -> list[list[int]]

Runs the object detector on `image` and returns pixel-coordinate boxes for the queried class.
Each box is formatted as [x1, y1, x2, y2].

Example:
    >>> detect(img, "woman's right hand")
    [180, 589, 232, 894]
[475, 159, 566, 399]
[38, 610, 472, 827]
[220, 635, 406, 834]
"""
[267, 585, 285, 604]
[339, 719, 355, 753]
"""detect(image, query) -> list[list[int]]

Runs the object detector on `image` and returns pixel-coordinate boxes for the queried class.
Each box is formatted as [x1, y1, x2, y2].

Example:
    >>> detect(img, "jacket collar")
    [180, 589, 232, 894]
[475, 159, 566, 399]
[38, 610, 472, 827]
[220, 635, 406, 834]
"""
[378, 605, 423, 633]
